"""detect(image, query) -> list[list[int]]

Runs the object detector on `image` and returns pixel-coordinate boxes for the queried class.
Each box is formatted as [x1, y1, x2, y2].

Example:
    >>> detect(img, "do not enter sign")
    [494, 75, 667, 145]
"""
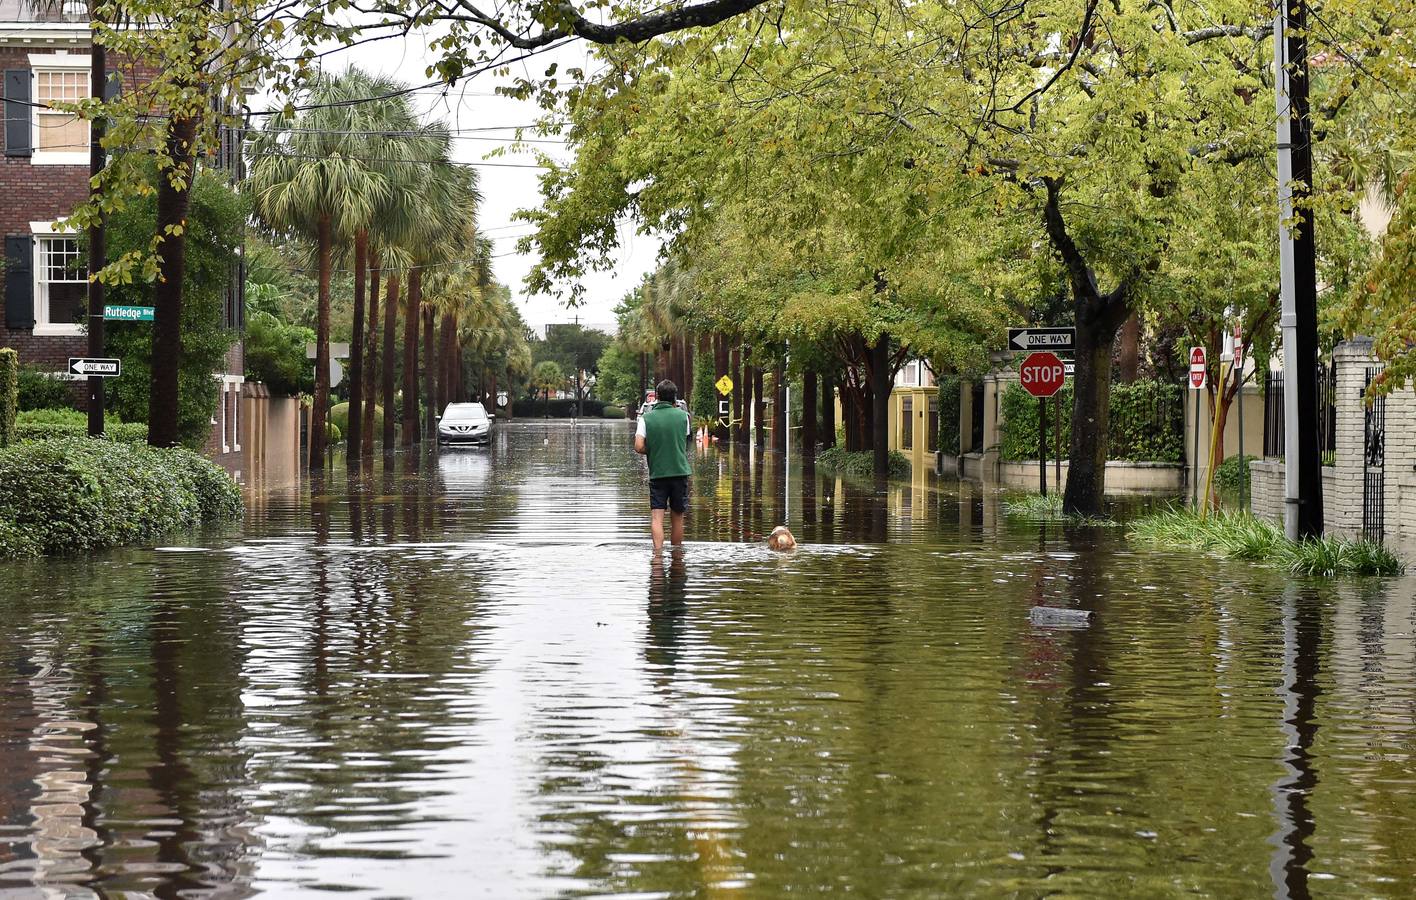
[1189, 346, 1207, 389]
[1020, 351, 1067, 398]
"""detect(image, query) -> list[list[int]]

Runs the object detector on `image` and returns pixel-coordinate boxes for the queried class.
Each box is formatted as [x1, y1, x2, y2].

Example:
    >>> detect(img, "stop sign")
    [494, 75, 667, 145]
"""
[1020, 351, 1067, 398]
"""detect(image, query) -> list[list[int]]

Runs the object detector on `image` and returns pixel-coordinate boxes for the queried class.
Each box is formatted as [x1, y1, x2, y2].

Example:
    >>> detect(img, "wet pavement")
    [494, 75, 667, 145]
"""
[3, 420, 1416, 897]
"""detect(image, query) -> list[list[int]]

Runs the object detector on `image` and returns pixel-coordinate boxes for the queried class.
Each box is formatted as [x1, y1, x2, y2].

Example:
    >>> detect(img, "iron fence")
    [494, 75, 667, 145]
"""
[1363, 366, 1386, 543]
[1261, 363, 1335, 458]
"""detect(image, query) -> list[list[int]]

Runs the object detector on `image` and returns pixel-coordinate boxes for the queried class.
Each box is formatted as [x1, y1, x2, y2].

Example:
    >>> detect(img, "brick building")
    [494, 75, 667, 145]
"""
[1, 0, 246, 470]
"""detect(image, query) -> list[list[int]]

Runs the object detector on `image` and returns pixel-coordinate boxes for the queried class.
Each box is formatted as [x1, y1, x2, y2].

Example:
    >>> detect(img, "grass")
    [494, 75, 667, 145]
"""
[1002, 492, 1113, 525]
[1129, 507, 1404, 577]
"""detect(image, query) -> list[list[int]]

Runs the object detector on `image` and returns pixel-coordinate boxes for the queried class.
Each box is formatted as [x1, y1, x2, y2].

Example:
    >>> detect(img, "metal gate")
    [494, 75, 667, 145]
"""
[1362, 366, 1386, 543]
[970, 383, 984, 452]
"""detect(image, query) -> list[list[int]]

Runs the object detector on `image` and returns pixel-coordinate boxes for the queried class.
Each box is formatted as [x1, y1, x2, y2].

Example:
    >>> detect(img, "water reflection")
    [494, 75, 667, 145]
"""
[1, 422, 1415, 896]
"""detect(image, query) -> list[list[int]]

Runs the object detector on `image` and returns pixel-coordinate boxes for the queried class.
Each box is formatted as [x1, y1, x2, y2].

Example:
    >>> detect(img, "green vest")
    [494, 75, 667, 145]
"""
[643, 402, 691, 479]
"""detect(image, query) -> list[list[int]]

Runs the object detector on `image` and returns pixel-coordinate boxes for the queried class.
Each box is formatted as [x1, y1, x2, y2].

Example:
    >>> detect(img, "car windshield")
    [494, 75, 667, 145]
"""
[442, 404, 488, 422]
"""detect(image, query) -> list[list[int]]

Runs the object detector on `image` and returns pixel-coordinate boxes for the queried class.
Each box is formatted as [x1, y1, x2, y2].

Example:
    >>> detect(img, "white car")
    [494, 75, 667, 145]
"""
[437, 402, 492, 445]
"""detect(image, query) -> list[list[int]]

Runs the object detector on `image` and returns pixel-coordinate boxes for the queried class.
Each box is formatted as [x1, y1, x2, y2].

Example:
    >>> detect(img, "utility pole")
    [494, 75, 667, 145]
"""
[1274, 0, 1323, 540]
[86, 17, 106, 436]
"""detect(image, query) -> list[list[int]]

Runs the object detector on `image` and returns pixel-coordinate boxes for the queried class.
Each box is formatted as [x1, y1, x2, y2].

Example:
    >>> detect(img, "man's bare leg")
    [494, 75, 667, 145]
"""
[651, 509, 666, 552]
[670, 511, 685, 546]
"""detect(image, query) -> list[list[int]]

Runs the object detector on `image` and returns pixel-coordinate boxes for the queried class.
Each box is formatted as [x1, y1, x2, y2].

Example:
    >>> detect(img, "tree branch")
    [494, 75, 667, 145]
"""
[447, 0, 775, 50]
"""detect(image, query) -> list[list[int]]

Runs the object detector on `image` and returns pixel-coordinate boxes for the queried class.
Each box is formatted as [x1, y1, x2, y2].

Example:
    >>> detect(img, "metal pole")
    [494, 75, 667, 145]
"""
[784, 346, 790, 525]
[1192, 387, 1201, 508]
[1054, 393, 1062, 489]
[1238, 357, 1246, 510]
[86, 33, 107, 437]
[1039, 396, 1047, 497]
[1275, 0, 1323, 539]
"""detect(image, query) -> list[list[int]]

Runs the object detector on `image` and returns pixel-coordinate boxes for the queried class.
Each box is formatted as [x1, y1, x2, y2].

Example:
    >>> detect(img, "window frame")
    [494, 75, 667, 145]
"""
[28, 53, 89, 166]
[30, 219, 87, 336]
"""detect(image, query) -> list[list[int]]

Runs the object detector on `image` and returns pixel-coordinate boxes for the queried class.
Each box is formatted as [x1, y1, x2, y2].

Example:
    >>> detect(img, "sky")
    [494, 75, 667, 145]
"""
[291, 32, 661, 338]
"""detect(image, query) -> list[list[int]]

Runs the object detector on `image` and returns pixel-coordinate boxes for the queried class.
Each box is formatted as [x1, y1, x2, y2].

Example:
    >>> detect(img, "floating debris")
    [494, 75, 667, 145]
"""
[1029, 606, 1093, 628]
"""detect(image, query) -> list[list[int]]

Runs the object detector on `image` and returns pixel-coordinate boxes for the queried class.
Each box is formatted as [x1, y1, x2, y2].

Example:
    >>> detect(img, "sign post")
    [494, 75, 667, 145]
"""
[1020, 351, 1067, 497]
[1189, 346, 1207, 506]
[1234, 323, 1246, 509]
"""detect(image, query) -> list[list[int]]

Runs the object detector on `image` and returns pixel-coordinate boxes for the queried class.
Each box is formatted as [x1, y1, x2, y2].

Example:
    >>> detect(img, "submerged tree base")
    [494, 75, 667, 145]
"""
[1130, 507, 1404, 577]
[1002, 492, 1112, 525]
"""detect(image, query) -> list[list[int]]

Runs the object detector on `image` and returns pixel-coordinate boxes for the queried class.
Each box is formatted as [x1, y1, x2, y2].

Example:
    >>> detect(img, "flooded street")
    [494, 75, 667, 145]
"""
[4, 421, 1416, 897]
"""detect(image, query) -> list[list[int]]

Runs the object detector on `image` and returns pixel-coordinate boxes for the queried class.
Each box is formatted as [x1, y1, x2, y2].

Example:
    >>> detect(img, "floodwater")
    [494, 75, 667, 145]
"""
[3, 421, 1416, 898]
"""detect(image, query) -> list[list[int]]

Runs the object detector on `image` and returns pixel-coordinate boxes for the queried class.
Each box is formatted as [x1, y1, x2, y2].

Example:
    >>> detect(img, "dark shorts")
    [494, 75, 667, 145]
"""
[649, 476, 689, 513]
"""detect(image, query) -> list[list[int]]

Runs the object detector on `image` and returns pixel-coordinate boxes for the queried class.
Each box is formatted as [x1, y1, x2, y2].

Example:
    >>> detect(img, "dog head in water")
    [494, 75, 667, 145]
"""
[767, 526, 797, 551]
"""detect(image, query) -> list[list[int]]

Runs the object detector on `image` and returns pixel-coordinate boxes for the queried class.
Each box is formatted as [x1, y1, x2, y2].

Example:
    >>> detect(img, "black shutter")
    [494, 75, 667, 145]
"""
[4, 69, 32, 157]
[104, 70, 121, 102]
[4, 236, 35, 330]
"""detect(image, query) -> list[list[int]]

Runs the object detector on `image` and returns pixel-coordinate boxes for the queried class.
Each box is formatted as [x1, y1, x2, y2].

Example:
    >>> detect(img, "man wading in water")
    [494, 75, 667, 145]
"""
[635, 380, 692, 551]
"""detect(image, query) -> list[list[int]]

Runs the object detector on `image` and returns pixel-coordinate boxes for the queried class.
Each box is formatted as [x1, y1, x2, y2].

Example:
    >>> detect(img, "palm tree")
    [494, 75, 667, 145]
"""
[532, 360, 565, 417]
[247, 70, 390, 471]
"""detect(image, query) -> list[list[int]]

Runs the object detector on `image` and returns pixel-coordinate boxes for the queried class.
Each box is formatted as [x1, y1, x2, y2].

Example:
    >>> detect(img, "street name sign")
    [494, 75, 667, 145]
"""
[1233, 323, 1244, 369]
[1189, 346, 1207, 389]
[69, 357, 121, 377]
[715, 375, 734, 395]
[1020, 352, 1067, 398]
[104, 305, 155, 322]
[1009, 327, 1076, 352]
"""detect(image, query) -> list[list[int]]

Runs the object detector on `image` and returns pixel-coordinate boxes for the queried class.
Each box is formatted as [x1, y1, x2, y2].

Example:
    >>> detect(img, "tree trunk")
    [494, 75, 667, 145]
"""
[870, 334, 891, 477]
[422, 303, 436, 439]
[1042, 179, 1133, 517]
[802, 369, 817, 454]
[363, 250, 380, 456]
[381, 271, 399, 451]
[309, 214, 333, 470]
[401, 269, 420, 447]
[821, 370, 836, 448]
[147, 114, 197, 449]
[347, 229, 367, 466]
[1117, 309, 1140, 383]
[772, 361, 786, 453]
[438, 310, 455, 414]
[753, 366, 765, 447]
[638, 351, 648, 406]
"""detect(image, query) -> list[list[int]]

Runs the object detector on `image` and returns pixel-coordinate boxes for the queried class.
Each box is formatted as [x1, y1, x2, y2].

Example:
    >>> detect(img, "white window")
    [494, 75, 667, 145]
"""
[30, 222, 86, 336]
[29, 53, 89, 165]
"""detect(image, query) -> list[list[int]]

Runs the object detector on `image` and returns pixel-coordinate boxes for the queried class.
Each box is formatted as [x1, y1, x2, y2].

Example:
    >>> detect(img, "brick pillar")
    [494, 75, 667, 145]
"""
[1331, 339, 1378, 534]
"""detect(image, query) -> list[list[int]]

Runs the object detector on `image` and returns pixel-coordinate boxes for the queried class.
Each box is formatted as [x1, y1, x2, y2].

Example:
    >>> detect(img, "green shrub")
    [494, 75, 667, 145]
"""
[816, 446, 910, 477]
[14, 417, 147, 444]
[0, 348, 16, 448]
[999, 379, 1184, 462]
[330, 401, 383, 439]
[1215, 454, 1257, 493]
[1130, 507, 1404, 577]
[327, 421, 342, 444]
[16, 365, 75, 412]
[602, 405, 625, 419]
[244, 309, 315, 396]
[0, 437, 241, 557]
[937, 375, 960, 455]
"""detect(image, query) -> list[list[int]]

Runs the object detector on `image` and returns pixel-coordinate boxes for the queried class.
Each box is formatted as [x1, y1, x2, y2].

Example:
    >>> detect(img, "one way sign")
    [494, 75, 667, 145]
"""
[69, 357, 121, 377]
[1008, 327, 1076, 352]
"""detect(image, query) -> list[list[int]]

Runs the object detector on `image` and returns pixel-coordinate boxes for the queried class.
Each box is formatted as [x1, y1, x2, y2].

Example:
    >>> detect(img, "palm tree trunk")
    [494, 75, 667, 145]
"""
[310, 213, 333, 470]
[362, 250, 380, 456]
[772, 361, 786, 453]
[802, 369, 817, 454]
[381, 270, 399, 452]
[753, 366, 765, 447]
[870, 334, 890, 478]
[438, 310, 455, 414]
[731, 346, 744, 443]
[347, 229, 367, 466]
[821, 370, 836, 448]
[402, 268, 421, 446]
[422, 304, 436, 438]
[147, 113, 197, 448]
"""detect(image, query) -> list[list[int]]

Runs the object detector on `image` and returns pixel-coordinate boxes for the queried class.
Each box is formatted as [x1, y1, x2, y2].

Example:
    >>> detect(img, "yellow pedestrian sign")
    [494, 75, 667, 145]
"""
[715, 375, 734, 395]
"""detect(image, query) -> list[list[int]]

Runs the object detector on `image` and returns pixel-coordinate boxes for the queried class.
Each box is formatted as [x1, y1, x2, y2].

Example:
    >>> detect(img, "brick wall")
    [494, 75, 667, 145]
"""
[1, 44, 91, 370]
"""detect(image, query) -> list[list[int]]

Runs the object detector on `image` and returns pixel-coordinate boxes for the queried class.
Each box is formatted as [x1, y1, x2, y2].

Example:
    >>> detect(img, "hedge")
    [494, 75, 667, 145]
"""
[513, 398, 606, 418]
[602, 405, 625, 419]
[937, 375, 960, 455]
[0, 349, 16, 448]
[14, 409, 148, 444]
[16, 366, 75, 412]
[999, 379, 1184, 463]
[816, 447, 911, 478]
[0, 437, 242, 558]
